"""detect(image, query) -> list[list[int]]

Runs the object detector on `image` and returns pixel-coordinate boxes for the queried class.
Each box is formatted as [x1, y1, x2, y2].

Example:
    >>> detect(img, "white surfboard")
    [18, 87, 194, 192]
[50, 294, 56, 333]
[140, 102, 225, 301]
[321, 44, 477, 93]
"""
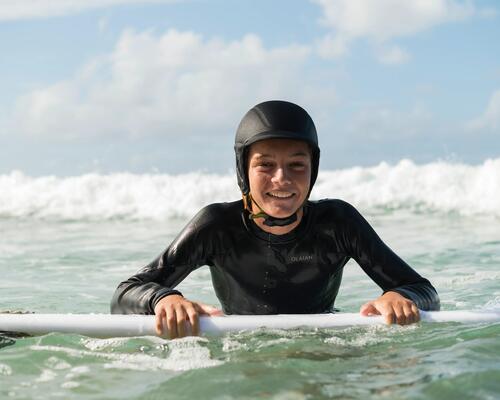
[1, 310, 499, 338]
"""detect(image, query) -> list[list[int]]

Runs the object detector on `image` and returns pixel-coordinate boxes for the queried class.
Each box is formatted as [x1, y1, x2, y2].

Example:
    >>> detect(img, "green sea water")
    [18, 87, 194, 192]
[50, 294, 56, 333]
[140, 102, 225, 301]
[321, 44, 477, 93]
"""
[1, 212, 499, 399]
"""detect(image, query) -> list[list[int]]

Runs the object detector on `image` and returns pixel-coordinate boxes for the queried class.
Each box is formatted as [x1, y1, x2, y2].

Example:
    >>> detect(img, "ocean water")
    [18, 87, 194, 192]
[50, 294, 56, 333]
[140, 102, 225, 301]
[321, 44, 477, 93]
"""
[1, 159, 499, 400]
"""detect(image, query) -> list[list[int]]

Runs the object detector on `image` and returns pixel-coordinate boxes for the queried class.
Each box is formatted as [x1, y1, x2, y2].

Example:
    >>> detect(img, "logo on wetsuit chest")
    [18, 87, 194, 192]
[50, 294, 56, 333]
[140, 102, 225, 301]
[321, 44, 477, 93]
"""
[289, 255, 314, 263]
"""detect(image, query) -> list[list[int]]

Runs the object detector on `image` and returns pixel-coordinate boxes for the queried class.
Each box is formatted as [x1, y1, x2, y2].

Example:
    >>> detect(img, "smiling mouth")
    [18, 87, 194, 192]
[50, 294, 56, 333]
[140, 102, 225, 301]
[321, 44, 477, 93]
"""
[267, 191, 295, 199]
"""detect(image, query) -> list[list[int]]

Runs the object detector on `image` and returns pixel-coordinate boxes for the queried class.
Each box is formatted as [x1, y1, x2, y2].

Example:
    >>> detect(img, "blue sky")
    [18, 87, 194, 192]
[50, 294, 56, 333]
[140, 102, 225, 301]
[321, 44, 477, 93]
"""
[0, 0, 499, 176]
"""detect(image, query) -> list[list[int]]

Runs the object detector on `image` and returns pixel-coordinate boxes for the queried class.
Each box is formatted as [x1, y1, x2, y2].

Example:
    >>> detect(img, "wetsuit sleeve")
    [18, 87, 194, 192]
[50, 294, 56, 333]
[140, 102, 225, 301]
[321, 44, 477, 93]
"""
[340, 202, 440, 311]
[110, 206, 216, 314]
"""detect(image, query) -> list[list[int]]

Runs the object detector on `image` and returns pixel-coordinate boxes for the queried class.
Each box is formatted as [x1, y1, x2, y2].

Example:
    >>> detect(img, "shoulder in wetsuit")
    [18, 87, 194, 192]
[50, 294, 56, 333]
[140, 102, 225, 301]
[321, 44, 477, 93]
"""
[111, 199, 440, 315]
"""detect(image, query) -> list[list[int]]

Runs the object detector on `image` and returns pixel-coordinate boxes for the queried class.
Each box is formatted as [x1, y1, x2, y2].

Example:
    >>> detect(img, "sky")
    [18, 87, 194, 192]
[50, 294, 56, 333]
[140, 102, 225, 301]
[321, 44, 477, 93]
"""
[0, 0, 499, 176]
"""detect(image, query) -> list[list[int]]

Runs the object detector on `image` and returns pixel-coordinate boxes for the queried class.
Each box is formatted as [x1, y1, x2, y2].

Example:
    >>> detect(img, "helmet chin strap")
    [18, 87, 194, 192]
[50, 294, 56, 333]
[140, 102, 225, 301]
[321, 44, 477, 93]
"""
[243, 193, 298, 227]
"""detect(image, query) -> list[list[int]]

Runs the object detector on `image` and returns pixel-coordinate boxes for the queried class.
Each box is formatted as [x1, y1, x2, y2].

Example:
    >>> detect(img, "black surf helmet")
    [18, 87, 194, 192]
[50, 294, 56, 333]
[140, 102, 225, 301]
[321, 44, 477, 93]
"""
[234, 100, 320, 197]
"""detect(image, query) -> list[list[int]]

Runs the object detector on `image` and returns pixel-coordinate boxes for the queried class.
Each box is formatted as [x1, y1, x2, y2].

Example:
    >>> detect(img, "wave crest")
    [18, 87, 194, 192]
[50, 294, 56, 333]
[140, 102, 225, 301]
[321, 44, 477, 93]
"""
[314, 158, 500, 217]
[1, 158, 499, 220]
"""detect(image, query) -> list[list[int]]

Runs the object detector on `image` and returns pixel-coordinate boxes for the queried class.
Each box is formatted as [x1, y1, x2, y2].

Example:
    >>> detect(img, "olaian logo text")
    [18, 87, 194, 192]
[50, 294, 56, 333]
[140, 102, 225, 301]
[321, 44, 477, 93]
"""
[289, 255, 314, 263]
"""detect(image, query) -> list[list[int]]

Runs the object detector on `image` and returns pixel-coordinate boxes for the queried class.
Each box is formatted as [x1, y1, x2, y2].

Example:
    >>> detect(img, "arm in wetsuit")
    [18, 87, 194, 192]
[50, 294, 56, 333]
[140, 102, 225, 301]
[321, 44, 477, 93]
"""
[333, 200, 440, 311]
[110, 205, 218, 314]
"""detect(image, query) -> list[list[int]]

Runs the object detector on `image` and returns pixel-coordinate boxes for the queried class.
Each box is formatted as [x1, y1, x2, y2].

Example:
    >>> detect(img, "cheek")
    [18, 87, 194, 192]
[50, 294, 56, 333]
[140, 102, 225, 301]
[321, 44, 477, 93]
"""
[248, 169, 265, 193]
[291, 169, 311, 189]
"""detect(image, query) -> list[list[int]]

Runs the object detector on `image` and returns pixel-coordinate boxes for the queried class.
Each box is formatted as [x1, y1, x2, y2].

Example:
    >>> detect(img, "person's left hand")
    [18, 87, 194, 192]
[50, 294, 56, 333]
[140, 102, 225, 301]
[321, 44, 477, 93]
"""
[360, 291, 420, 325]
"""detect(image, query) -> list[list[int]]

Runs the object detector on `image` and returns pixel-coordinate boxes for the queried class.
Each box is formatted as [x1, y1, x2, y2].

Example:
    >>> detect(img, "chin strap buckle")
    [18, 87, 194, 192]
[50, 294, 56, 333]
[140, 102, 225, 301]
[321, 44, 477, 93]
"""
[243, 193, 298, 227]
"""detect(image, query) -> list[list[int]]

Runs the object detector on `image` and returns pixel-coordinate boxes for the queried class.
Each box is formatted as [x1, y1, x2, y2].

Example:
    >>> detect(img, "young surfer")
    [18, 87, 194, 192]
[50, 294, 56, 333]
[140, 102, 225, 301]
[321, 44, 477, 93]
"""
[111, 100, 440, 338]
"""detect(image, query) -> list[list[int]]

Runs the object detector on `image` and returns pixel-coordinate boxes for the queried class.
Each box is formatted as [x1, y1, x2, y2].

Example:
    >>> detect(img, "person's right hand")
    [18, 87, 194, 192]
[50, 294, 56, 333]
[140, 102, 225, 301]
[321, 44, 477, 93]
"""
[153, 295, 223, 339]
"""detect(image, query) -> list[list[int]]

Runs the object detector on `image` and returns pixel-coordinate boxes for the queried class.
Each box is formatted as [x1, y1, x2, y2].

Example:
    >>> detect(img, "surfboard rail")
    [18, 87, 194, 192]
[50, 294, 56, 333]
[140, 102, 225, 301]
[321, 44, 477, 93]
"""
[1, 310, 499, 338]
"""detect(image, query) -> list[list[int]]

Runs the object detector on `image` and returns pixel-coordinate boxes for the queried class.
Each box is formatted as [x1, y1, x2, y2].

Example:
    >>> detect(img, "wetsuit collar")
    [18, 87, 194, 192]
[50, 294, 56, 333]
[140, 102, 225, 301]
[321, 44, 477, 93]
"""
[244, 193, 299, 227]
[245, 202, 311, 244]
[263, 213, 297, 227]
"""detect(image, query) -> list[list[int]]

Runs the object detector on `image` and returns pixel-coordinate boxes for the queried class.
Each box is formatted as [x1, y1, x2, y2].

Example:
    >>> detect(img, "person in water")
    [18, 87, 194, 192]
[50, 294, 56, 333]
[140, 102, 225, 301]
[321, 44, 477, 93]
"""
[111, 100, 440, 338]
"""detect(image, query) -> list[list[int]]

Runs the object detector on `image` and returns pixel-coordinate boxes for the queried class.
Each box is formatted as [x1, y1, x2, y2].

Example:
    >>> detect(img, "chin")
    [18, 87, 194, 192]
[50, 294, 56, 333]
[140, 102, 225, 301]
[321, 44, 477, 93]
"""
[252, 192, 306, 218]
[264, 205, 299, 218]
[268, 212, 294, 219]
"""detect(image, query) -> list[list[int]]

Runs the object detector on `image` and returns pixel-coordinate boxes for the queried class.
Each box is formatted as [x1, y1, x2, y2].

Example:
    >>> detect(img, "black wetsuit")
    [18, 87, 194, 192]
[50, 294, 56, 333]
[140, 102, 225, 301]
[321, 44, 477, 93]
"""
[111, 199, 440, 314]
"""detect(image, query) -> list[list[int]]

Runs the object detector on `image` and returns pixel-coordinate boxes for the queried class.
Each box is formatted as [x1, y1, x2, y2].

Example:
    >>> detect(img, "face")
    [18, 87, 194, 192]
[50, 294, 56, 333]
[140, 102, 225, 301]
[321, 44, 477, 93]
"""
[247, 138, 311, 218]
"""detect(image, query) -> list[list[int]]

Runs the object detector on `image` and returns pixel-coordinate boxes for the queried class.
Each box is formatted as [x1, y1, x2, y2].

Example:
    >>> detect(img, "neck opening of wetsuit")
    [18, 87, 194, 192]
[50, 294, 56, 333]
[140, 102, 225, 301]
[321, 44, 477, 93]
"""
[244, 193, 298, 227]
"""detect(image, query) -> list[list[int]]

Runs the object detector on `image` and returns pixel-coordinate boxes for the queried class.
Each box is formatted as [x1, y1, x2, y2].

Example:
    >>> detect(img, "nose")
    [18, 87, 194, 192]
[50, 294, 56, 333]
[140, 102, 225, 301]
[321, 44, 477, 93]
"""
[271, 166, 291, 185]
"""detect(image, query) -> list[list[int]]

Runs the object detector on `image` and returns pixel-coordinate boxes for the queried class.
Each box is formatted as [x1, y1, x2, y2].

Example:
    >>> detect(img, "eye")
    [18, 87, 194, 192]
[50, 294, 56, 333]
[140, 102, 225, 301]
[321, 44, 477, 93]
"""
[253, 160, 273, 169]
[289, 162, 307, 170]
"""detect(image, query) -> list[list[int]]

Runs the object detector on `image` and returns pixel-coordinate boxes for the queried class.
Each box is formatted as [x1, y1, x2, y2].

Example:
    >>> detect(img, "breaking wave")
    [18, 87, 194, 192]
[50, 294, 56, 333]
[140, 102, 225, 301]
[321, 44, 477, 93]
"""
[1, 158, 499, 220]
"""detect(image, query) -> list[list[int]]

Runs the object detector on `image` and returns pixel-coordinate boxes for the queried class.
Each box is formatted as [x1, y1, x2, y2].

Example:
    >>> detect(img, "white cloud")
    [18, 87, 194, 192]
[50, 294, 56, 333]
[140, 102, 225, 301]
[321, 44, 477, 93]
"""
[316, 34, 349, 58]
[313, 0, 482, 62]
[467, 90, 500, 132]
[0, 0, 175, 21]
[10, 29, 336, 140]
[375, 45, 411, 65]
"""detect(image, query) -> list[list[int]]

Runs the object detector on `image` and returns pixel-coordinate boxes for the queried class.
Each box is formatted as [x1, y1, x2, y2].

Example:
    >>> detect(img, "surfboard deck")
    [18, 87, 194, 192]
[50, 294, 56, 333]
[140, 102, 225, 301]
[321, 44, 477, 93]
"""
[1, 311, 499, 338]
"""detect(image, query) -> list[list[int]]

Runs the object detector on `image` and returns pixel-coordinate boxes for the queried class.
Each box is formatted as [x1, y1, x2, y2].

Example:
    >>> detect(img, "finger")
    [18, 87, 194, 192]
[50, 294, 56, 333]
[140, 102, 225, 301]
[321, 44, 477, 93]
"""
[360, 302, 379, 316]
[210, 308, 224, 316]
[200, 304, 223, 316]
[384, 310, 395, 325]
[155, 308, 165, 336]
[185, 304, 199, 336]
[166, 308, 178, 339]
[394, 304, 406, 325]
[402, 303, 414, 325]
[379, 304, 395, 325]
[196, 303, 223, 316]
[175, 306, 187, 338]
[411, 303, 420, 323]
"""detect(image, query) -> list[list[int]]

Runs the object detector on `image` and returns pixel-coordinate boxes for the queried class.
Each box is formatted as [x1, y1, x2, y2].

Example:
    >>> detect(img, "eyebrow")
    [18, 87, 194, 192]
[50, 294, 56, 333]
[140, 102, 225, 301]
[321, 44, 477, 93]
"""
[253, 152, 309, 159]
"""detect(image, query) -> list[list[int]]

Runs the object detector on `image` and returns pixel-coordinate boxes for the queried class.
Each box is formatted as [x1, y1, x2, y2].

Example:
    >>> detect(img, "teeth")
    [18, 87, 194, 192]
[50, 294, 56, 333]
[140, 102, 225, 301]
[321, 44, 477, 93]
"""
[268, 191, 294, 199]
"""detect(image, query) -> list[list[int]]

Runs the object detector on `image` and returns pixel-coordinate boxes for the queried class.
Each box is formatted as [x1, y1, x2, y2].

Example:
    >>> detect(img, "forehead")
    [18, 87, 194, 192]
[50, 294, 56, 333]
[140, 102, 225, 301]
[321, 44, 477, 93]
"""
[248, 139, 310, 157]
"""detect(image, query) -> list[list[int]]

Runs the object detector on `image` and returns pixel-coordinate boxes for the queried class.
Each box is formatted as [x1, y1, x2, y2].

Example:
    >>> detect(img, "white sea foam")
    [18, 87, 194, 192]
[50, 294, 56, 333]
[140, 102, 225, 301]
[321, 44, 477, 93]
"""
[221, 338, 248, 352]
[61, 381, 80, 389]
[1, 158, 499, 220]
[81, 337, 130, 351]
[65, 366, 91, 378]
[433, 271, 500, 288]
[0, 170, 238, 220]
[35, 369, 57, 382]
[483, 296, 500, 310]
[31, 336, 222, 372]
[323, 325, 392, 347]
[314, 158, 500, 217]
[0, 363, 13, 376]
[45, 356, 71, 370]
